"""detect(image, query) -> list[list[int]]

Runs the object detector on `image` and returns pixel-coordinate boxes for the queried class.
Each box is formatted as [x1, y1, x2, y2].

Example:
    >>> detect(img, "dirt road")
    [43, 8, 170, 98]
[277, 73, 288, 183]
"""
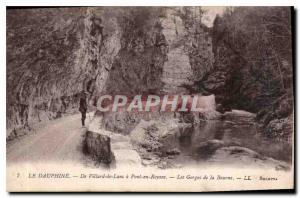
[7, 113, 93, 164]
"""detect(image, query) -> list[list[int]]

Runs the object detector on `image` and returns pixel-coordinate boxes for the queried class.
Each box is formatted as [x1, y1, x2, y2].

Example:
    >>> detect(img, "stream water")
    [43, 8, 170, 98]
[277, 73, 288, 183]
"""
[161, 120, 292, 166]
[88, 110, 292, 169]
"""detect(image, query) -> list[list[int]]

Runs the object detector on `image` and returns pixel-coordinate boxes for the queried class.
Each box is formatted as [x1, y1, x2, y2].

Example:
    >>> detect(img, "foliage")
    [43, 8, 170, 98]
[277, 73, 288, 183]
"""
[211, 7, 293, 114]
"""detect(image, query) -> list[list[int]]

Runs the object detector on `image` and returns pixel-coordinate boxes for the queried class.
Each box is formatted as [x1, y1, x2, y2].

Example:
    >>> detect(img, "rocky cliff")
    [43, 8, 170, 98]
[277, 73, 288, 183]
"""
[7, 7, 121, 138]
[7, 7, 214, 139]
[197, 7, 294, 140]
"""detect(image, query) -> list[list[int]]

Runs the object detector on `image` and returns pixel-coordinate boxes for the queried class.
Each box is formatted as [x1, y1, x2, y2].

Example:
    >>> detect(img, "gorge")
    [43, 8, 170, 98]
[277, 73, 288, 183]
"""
[7, 7, 293, 170]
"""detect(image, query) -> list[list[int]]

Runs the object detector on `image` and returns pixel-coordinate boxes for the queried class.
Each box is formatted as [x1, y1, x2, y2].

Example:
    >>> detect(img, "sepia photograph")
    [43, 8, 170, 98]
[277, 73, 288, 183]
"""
[6, 6, 294, 192]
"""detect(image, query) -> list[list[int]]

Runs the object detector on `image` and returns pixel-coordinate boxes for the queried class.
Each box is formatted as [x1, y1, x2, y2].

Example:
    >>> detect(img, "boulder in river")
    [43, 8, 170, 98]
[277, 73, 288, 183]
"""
[197, 139, 225, 151]
[166, 148, 181, 155]
[208, 146, 290, 170]
[223, 109, 256, 124]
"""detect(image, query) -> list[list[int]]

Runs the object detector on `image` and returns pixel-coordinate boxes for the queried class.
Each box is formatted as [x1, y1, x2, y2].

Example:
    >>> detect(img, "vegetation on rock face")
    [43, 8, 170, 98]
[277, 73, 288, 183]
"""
[194, 7, 293, 139]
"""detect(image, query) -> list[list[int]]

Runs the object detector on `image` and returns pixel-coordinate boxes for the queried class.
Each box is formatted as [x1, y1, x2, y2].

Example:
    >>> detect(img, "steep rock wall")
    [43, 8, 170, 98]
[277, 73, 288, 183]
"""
[7, 7, 121, 138]
[103, 7, 167, 96]
[7, 7, 215, 140]
[161, 7, 214, 94]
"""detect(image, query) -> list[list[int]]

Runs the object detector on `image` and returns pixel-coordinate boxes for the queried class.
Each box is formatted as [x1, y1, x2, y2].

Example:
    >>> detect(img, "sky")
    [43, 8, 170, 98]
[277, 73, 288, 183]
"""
[202, 6, 226, 27]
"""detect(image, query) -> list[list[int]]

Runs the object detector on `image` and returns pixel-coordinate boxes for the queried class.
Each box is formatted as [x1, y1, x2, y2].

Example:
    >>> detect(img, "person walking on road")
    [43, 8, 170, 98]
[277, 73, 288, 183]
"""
[79, 91, 88, 127]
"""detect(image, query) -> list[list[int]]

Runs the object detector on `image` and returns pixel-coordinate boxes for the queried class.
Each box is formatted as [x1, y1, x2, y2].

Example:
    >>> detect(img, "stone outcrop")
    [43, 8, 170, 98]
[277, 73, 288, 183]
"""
[257, 94, 294, 141]
[87, 114, 142, 167]
[7, 7, 121, 139]
[266, 115, 293, 141]
[223, 110, 256, 124]
[160, 8, 214, 94]
[129, 118, 192, 168]
[83, 131, 115, 166]
[209, 146, 290, 171]
[196, 139, 225, 158]
[103, 7, 167, 96]
[160, 9, 193, 94]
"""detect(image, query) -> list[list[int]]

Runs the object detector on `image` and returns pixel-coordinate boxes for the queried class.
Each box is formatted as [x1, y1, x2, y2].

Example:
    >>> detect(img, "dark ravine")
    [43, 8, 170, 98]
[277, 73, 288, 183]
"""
[198, 7, 293, 141]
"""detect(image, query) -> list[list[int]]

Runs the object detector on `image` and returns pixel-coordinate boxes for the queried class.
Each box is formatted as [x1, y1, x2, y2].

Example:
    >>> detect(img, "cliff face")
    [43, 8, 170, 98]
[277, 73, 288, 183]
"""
[104, 7, 167, 96]
[6, 7, 122, 138]
[104, 7, 214, 96]
[7, 7, 214, 139]
[97, 8, 215, 136]
[160, 8, 214, 94]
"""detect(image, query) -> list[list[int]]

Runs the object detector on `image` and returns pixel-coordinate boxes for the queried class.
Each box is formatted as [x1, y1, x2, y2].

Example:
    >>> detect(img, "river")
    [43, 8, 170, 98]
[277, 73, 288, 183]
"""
[160, 119, 292, 167]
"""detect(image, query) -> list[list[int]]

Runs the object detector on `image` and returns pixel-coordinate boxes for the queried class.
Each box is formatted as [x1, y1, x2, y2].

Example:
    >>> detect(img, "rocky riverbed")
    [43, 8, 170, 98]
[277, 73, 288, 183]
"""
[84, 108, 291, 171]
